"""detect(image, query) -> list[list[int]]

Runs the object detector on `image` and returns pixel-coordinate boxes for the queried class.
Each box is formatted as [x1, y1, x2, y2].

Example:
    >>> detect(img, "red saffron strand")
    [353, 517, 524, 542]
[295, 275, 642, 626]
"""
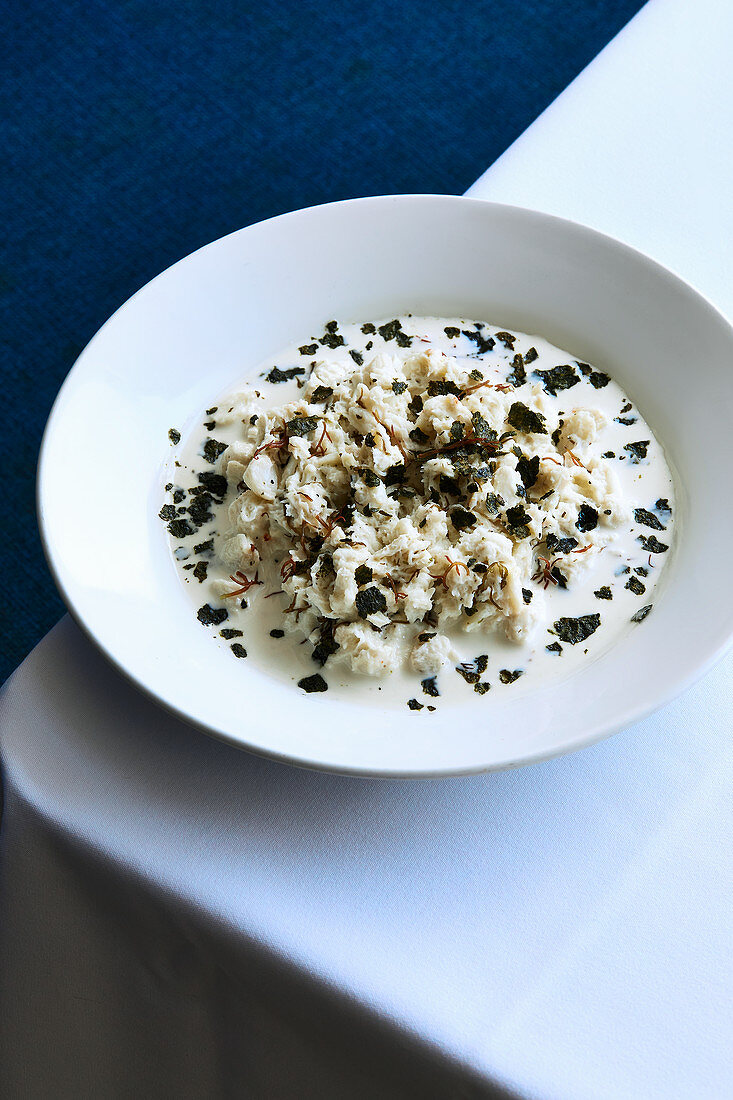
[222, 571, 263, 598]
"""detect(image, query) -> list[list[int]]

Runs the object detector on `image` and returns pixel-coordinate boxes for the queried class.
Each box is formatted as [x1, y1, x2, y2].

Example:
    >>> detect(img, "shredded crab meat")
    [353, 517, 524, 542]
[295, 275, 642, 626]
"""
[215, 347, 629, 675]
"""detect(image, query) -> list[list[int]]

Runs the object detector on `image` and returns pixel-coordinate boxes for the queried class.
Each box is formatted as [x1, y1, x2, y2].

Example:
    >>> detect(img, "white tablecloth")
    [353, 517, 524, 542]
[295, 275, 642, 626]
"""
[2, 1, 732, 1096]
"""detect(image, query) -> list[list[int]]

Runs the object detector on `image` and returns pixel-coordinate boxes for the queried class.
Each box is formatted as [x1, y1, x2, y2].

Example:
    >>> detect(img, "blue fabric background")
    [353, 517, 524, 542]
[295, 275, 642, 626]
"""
[2, 0, 645, 684]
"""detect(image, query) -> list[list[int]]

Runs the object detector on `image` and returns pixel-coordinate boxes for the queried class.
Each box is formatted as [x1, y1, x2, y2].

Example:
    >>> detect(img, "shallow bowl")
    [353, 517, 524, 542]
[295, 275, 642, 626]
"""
[38, 195, 733, 776]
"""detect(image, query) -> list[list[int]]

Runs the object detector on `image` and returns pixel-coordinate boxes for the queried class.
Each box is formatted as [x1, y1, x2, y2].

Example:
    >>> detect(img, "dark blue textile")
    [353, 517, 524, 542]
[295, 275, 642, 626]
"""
[1, 0, 645, 684]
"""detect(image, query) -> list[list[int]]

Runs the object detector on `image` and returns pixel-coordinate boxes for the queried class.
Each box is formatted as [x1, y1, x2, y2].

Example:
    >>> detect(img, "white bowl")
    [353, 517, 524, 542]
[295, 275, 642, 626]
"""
[38, 195, 733, 776]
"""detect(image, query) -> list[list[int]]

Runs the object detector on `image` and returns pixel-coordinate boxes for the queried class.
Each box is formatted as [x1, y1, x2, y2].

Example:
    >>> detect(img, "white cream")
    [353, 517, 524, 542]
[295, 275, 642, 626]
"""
[164, 316, 674, 709]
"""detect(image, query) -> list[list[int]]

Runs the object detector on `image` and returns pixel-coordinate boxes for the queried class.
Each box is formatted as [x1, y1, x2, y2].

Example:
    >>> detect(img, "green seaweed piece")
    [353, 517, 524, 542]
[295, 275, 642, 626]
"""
[507, 402, 547, 434]
[286, 415, 320, 437]
[427, 380, 462, 397]
[355, 586, 387, 618]
[266, 365, 305, 383]
[517, 454, 540, 490]
[546, 534, 578, 554]
[202, 438, 228, 464]
[533, 363, 579, 396]
[507, 354, 526, 387]
[168, 518, 194, 538]
[638, 534, 668, 553]
[358, 468, 381, 487]
[553, 614, 601, 644]
[626, 575, 646, 595]
[634, 507, 665, 530]
[378, 319, 404, 342]
[188, 492, 214, 528]
[471, 410, 495, 439]
[625, 441, 650, 463]
[462, 329, 495, 354]
[311, 619, 340, 666]
[576, 503, 599, 532]
[320, 332, 345, 349]
[439, 475, 460, 495]
[450, 506, 477, 530]
[197, 603, 228, 626]
[504, 504, 532, 538]
[384, 464, 405, 486]
[196, 472, 227, 496]
[298, 673, 328, 692]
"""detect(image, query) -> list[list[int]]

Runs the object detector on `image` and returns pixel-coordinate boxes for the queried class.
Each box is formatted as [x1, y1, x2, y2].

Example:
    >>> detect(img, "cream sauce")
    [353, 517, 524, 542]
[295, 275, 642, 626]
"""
[163, 316, 675, 709]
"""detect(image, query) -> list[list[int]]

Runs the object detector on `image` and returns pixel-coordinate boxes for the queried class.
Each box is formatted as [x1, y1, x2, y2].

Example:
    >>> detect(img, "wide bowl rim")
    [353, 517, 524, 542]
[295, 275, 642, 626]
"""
[37, 193, 733, 777]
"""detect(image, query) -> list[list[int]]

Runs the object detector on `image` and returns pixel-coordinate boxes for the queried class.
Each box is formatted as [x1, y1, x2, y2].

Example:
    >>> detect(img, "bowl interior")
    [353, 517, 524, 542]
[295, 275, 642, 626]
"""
[38, 196, 733, 775]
